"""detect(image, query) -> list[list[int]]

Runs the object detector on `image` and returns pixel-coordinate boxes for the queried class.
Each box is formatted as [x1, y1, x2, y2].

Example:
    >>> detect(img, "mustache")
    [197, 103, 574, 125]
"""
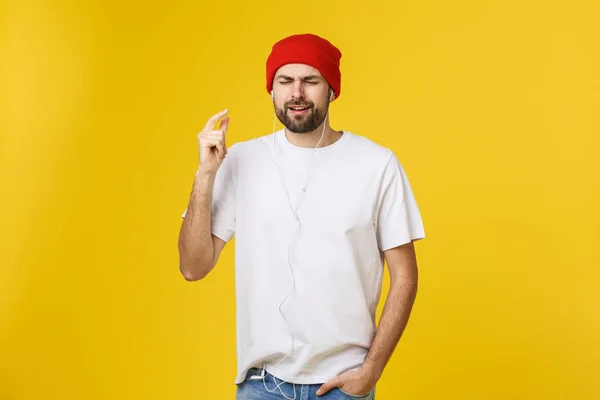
[284, 100, 314, 108]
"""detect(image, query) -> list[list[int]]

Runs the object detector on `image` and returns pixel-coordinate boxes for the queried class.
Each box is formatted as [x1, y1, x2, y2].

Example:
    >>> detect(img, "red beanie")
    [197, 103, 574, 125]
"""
[266, 33, 342, 99]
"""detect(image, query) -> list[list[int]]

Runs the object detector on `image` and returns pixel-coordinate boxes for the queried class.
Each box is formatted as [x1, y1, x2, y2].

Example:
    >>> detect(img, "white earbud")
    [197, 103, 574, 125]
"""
[329, 91, 334, 101]
[271, 90, 274, 100]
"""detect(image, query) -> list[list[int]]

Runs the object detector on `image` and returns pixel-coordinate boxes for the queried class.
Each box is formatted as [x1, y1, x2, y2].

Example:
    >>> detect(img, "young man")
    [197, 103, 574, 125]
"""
[178, 33, 426, 400]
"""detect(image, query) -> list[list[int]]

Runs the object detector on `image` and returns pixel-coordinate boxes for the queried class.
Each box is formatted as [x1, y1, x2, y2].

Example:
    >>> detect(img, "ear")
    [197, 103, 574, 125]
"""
[329, 91, 335, 102]
[271, 90, 274, 100]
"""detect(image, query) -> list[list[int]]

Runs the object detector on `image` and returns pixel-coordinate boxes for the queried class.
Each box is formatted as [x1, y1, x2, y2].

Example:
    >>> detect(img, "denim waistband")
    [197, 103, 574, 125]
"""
[247, 367, 263, 376]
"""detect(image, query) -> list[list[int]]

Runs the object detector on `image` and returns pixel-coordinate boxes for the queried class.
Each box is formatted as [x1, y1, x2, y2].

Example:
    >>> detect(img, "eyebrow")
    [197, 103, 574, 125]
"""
[275, 75, 323, 81]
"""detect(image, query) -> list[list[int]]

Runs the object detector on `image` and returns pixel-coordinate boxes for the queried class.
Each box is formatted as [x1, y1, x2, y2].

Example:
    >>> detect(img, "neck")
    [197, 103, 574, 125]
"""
[284, 121, 342, 148]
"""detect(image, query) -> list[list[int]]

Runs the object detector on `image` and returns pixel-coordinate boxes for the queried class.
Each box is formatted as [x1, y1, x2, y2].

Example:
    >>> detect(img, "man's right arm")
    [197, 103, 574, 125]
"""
[177, 109, 230, 281]
[178, 169, 227, 281]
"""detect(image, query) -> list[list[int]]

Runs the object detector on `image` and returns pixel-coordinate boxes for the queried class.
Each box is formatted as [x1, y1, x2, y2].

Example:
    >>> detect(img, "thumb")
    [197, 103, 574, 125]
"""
[219, 116, 229, 135]
[316, 377, 341, 396]
[219, 116, 229, 155]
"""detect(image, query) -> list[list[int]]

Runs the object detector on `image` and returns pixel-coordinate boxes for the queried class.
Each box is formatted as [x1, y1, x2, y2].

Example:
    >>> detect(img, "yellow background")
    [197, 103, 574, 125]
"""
[1, 0, 599, 398]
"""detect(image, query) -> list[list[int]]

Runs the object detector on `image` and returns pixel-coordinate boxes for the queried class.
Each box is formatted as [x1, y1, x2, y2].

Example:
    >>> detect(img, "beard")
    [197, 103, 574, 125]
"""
[275, 100, 329, 134]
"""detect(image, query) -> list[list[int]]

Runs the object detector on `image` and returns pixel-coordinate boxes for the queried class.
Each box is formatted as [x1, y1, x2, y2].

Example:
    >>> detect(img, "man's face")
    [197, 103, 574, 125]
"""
[272, 63, 332, 134]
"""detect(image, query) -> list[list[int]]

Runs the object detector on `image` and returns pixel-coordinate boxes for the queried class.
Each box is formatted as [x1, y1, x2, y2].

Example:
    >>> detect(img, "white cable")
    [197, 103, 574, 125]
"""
[262, 101, 328, 400]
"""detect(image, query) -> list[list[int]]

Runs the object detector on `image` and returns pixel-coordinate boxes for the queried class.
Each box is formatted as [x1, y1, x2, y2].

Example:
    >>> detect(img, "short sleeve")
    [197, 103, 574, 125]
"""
[375, 152, 425, 251]
[181, 145, 238, 243]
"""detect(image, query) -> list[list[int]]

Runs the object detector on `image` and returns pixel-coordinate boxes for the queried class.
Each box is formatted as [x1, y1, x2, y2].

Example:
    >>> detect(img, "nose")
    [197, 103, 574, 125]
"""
[291, 80, 305, 99]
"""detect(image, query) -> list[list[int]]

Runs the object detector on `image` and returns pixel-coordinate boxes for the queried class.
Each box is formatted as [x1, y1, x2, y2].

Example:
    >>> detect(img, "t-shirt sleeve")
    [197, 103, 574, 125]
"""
[181, 145, 238, 243]
[375, 152, 426, 251]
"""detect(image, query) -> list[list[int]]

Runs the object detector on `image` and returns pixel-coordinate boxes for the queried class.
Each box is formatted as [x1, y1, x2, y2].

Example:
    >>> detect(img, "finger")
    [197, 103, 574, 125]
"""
[208, 137, 226, 156]
[214, 142, 225, 159]
[199, 132, 225, 141]
[316, 377, 341, 396]
[201, 132, 227, 155]
[200, 138, 223, 155]
[219, 117, 229, 156]
[203, 109, 228, 131]
[219, 116, 229, 135]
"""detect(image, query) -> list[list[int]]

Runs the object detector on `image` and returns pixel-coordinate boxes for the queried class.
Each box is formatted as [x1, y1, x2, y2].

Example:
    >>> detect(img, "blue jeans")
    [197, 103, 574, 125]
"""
[236, 368, 375, 400]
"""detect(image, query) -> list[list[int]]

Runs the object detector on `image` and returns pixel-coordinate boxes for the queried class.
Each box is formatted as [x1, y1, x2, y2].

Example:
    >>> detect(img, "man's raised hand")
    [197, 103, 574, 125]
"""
[197, 109, 229, 174]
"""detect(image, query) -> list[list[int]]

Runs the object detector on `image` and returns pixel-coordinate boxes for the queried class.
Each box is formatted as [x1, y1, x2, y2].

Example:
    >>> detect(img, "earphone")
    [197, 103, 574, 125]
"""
[261, 90, 331, 400]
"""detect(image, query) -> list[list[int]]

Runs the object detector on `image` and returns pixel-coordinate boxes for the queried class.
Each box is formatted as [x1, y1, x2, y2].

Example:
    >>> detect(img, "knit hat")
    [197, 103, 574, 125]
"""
[266, 33, 342, 99]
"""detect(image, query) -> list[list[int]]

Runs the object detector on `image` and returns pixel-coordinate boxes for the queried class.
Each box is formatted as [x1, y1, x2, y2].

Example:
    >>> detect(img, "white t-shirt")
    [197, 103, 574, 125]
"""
[183, 129, 425, 384]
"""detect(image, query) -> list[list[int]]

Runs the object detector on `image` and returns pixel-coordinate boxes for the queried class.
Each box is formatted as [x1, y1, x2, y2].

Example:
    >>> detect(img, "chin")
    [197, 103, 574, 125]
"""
[277, 107, 324, 134]
[285, 126, 310, 134]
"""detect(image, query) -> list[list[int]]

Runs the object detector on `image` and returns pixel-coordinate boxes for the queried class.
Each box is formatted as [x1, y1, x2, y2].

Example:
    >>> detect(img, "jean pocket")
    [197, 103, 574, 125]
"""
[337, 387, 373, 399]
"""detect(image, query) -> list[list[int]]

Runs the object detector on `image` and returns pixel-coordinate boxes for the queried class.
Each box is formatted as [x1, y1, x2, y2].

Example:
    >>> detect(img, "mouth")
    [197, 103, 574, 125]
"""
[287, 105, 311, 115]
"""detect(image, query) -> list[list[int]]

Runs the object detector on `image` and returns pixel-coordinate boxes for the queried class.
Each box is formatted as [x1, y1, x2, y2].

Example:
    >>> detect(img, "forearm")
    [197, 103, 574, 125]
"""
[178, 169, 217, 280]
[362, 276, 418, 381]
[315, 263, 418, 397]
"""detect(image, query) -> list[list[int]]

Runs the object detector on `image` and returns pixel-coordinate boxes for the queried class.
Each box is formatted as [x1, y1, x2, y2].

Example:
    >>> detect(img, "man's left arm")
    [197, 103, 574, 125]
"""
[317, 241, 419, 396]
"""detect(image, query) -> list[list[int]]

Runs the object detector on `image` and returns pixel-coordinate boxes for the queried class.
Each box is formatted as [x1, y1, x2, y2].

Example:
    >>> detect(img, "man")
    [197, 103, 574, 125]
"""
[178, 33, 425, 400]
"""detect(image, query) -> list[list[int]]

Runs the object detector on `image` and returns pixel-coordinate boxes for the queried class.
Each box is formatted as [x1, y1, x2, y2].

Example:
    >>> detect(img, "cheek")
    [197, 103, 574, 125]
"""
[308, 88, 329, 104]
[274, 91, 290, 106]
[276, 99, 287, 111]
